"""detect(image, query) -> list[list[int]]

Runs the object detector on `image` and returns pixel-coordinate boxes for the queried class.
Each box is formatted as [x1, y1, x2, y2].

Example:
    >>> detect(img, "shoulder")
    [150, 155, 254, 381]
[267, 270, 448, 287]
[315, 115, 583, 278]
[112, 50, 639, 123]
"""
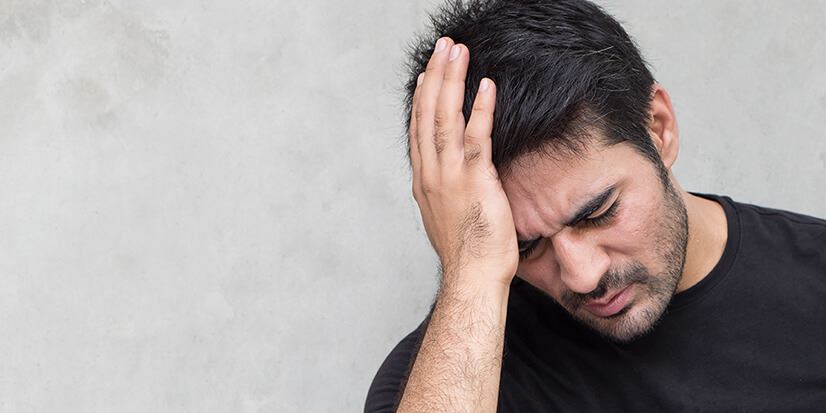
[732, 197, 826, 242]
[706, 193, 826, 266]
[364, 319, 427, 413]
[695, 191, 826, 241]
[735, 200, 826, 227]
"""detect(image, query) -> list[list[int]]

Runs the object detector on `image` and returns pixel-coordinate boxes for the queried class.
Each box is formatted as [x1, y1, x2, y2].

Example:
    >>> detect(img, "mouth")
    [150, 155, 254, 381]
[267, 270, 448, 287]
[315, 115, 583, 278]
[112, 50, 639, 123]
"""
[582, 284, 635, 318]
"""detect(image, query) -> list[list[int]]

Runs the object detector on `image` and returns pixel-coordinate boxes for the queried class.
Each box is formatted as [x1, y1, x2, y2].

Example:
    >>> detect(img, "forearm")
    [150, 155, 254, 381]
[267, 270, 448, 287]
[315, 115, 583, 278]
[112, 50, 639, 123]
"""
[397, 271, 510, 413]
[397, 34, 516, 412]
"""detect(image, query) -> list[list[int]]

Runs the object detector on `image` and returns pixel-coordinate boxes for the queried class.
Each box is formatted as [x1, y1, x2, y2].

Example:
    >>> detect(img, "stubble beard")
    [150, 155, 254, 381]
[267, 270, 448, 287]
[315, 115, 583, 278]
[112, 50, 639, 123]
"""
[563, 175, 690, 343]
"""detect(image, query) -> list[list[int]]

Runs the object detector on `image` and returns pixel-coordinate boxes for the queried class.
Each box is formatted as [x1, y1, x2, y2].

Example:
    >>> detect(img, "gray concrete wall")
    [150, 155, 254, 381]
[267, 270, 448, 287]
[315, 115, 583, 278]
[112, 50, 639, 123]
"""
[0, 0, 823, 411]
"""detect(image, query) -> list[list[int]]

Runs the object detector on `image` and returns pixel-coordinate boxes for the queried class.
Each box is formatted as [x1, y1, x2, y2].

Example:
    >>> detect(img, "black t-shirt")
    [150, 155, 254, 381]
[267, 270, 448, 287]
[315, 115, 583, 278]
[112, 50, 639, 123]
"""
[364, 193, 826, 412]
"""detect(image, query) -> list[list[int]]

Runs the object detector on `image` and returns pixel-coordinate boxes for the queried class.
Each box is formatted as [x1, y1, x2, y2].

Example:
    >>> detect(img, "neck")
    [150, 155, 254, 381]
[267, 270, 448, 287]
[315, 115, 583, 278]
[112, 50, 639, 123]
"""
[674, 183, 729, 293]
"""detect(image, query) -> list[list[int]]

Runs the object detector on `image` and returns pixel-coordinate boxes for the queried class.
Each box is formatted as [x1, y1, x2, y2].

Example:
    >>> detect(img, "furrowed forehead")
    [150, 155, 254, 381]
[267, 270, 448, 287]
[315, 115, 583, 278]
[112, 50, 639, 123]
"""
[503, 139, 635, 242]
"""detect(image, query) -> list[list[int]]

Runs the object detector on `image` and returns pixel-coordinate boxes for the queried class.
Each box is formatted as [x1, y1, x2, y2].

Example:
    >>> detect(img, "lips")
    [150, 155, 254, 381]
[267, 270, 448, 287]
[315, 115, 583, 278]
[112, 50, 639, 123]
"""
[582, 284, 634, 318]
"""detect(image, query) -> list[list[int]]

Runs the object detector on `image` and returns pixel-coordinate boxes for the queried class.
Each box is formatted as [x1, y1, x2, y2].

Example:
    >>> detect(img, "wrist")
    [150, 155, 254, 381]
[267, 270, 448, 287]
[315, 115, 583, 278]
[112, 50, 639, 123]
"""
[439, 265, 513, 297]
[432, 266, 512, 344]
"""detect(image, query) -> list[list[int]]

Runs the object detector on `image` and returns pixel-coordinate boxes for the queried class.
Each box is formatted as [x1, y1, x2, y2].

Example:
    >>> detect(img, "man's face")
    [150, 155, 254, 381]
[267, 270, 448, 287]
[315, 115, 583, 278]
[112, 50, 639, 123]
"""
[501, 140, 689, 343]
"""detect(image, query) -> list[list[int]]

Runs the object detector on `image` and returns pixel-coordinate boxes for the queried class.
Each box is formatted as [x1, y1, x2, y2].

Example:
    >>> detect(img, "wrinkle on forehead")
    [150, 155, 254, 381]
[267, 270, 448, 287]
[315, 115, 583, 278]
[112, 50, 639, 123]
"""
[502, 141, 618, 240]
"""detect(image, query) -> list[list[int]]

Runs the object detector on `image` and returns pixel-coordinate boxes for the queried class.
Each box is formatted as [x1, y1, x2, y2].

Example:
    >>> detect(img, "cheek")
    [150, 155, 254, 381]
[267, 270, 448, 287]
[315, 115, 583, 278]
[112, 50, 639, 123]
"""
[605, 194, 665, 264]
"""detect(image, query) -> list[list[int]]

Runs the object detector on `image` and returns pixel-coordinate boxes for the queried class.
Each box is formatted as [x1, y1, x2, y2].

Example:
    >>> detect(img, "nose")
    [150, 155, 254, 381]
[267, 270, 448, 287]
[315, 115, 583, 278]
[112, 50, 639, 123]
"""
[552, 230, 610, 295]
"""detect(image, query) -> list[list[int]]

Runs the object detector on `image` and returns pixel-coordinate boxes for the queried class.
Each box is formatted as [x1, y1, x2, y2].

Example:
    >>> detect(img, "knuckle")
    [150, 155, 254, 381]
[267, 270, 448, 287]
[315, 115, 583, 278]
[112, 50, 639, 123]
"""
[464, 143, 482, 163]
[434, 126, 452, 140]
[464, 132, 482, 143]
[420, 181, 436, 194]
[414, 106, 425, 123]
[471, 106, 491, 119]
[433, 128, 450, 154]
[433, 110, 450, 128]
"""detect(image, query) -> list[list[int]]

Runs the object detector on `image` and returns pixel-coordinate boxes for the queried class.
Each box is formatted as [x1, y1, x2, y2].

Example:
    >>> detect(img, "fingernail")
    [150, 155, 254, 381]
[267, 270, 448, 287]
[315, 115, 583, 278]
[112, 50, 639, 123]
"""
[417, 73, 424, 85]
[434, 38, 446, 53]
[449, 45, 461, 61]
[479, 78, 490, 92]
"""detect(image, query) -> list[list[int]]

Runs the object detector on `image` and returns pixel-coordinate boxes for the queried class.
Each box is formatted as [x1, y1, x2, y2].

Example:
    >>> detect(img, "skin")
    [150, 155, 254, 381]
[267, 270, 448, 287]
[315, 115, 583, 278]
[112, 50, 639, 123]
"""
[506, 141, 689, 342]
[397, 36, 728, 411]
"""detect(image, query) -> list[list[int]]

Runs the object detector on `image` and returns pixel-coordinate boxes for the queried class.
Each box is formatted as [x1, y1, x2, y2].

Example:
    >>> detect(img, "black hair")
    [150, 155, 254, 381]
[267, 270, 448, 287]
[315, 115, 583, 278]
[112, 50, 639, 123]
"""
[402, 0, 664, 180]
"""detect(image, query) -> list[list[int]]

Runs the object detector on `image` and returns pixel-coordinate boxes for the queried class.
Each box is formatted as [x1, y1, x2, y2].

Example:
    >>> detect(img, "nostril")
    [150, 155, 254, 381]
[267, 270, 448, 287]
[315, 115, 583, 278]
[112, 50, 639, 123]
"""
[560, 272, 600, 295]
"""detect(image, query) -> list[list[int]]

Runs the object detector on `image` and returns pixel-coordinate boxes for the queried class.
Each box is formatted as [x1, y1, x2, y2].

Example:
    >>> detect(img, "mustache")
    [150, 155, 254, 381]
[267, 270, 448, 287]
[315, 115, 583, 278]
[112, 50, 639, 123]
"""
[561, 262, 651, 311]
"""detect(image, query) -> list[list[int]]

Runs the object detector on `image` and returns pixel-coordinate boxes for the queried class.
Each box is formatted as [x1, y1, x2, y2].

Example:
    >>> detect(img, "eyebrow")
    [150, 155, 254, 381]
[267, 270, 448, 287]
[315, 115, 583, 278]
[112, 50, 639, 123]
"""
[563, 185, 617, 227]
[517, 185, 616, 245]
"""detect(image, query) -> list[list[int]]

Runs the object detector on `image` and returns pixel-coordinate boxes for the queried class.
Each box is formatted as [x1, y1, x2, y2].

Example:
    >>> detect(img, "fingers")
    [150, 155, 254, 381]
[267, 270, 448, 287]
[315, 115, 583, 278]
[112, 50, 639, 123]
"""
[464, 78, 496, 165]
[412, 36, 496, 196]
[434, 43, 470, 166]
[416, 37, 455, 172]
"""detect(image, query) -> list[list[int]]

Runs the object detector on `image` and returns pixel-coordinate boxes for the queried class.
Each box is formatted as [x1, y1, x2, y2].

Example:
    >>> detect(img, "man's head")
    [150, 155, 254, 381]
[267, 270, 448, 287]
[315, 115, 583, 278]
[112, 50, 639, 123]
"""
[402, 0, 689, 342]
[403, 0, 662, 181]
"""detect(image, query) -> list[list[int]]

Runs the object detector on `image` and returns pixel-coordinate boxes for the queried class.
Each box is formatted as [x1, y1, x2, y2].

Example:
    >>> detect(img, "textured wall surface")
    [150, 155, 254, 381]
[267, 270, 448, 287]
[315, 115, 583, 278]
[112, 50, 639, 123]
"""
[0, 0, 823, 411]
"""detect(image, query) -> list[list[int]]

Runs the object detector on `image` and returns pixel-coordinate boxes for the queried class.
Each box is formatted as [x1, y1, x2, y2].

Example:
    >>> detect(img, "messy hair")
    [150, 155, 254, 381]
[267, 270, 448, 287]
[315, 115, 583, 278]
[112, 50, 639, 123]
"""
[402, 0, 663, 180]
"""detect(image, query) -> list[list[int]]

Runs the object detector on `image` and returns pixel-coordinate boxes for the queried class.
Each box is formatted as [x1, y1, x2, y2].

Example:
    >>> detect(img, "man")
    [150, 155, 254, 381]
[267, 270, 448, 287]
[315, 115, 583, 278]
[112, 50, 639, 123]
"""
[366, 0, 826, 411]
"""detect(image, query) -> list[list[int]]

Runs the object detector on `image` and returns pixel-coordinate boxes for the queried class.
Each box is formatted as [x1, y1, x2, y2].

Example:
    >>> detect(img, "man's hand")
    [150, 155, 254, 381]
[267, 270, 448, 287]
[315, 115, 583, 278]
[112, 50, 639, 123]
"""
[396, 36, 515, 412]
[410, 36, 518, 288]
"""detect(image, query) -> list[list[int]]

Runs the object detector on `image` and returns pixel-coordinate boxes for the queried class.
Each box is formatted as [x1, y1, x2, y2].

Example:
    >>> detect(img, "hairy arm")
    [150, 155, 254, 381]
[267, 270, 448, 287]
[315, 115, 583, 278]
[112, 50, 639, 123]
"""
[395, 36, 518, 412]
[397, 273, 509, 412]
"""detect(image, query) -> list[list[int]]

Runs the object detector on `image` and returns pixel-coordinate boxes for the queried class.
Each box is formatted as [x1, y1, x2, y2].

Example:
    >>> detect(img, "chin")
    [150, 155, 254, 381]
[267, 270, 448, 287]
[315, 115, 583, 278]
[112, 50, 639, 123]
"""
[574, 295, 672, 343]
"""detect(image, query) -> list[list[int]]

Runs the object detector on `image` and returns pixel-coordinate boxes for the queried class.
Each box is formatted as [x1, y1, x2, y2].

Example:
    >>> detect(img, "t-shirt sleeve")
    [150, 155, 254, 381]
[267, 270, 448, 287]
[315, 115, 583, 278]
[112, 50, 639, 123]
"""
[363, 319, 427, 413]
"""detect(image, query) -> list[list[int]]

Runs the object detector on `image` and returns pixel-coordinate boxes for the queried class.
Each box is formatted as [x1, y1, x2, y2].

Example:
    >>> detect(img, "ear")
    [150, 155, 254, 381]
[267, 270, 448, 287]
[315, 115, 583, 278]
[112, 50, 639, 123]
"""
[647, 83, 679, 170]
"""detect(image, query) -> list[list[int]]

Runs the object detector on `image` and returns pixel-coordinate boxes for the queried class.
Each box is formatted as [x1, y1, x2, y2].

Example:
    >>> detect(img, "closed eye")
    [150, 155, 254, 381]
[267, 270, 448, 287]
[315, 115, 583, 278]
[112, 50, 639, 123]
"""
[519, 197, 621, 261]
[580, 198, 620, 228]
[518, 239, 540, 261]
